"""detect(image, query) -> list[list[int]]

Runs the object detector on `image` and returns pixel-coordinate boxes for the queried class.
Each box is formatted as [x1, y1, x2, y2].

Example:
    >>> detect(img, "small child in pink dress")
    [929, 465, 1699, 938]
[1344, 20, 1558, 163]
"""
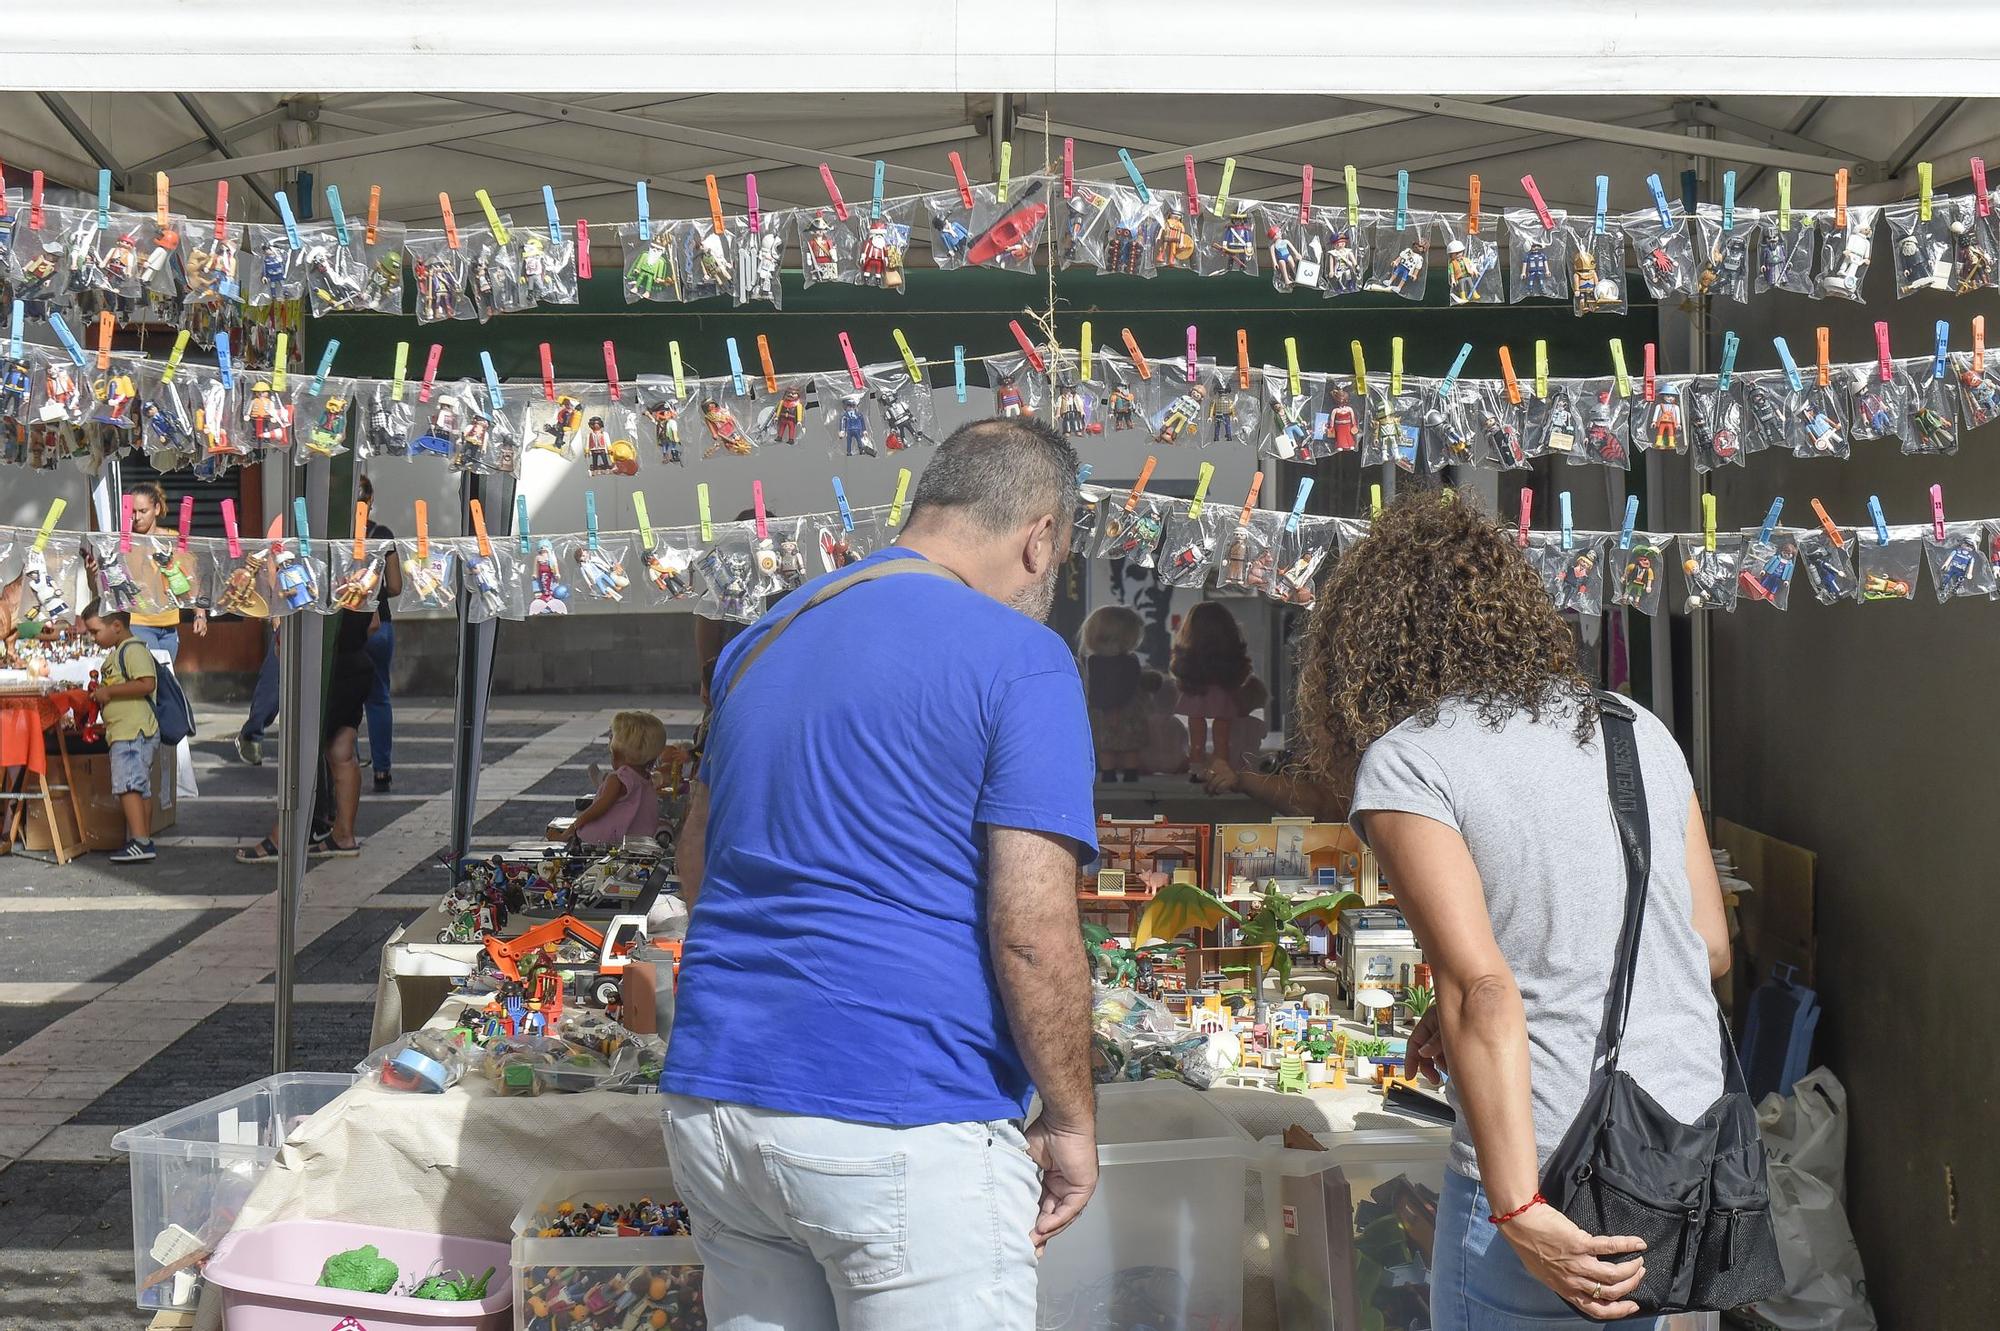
[572, 710, 667, 846]
[1169, 601, 1268, 779]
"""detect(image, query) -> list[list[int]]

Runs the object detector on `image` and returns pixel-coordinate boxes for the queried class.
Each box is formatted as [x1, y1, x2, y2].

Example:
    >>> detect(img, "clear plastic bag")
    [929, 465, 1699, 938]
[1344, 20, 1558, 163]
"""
[8, 209, 72, 302]
[924, 193, 974, 271]
[1858, 527, 1923, 602]
[1260, 203, 1310, 293]
[676, 218, 736, 303]
[1367, 217, 1432, 299]
[1506, 210, 1570, 302]
[181, 367, 247, 462]
[1694, 207, 1755, 304]
[134, 363, 199, 466]
[1842, 365, 1911, 448]
[1260, 369, 1320, 463]
[1814, 207, 1879, 301]
[1092, 494, 1172, 567]
[626, 375, 688, 467]
[1950, 349, 2000, 430]
[1798, 528, 1858, 604]
[35, 352, 90, 428]
[1609, 534, 1671, 615]
[524, 540, 572, 616]
[1736, 372, 1796, 454]
[1156, 507, 1224, 588]
[1792, 380, 1850, 459]
[1416, 382, 1479, 473]
[1195, 204, 1260, 278]
[294, 378, 355, 461]
[238, 377, 293, 455]
[1737, 533, 1799, 610]
[241, 224, 307, 308]
[1474, 381, 1528, 469]
[466, 227, 531, 323]
[825, 380, 879, 459]
[1522, 382, 1576, 460]
[1071, 484, 1108, 553]
[759, 516, 814, 596]
[357, 380, 414, 461]
[729, 216, 784, 307]
[1947, 196, 1999, 293]
[866, 366, 936, 455]
[517, 225, 578, 307]
[1633, 382, 1685, 457]
[1148, 193, 1199, 273]
[695, 390, 756, 459]
[839, 205, 917, 293]
[1101, 353, 1157, 436]
[965, 178, 1051, 273]
[457, 391, 524, 478]
[82, 212, 154, 300]
[1884, 202, 1955, 297]
[815, 508, 884, 572]
[1679, 535, 1747, 612]
[987, 352, 1044, 420]
[308, 220, 407, 316]
[328, 540, 389, 614]
[1202, 369, 1258, 446]
[1574, 378, 1631, 469]
[1527, 536, 1606, 616]
[17, 544, 80, 628]
[1924, 522, 1994, 602]
[1147, 361, 1213, 445]
[1312, 209, 1370, 297]
[219, 537, 324, 619]
[82, 535, 145, 615]
[87, 359, 141, 432]
[1057, 184, 1114, 270]
[130, 532, 203, 615]
[565, 535, 637, 604]
[396, 539, 458, 613]
[620, 222, 682, 302]
[1906, 364, 1959, 455]
[405, 385, 468, 461]
[1364, 384, 1425, 472]
[752, 374, 823, 450]
[695, 525, 765, 623]
[1622, 205, 1698, 299]
[408, 233, 474, 321]
[1757, 213, 1818, 294]
[1436, 213, 1501, 305]
[1269, 516, 1339, 606]
[523, 387, 587, 463]
[180, 229, 243, 318]
[638, 531, 702, 604]
[1563, 221, 1628, 314]
[1215, 509, 1284, 597]
[1048, 363, 1101, 443]
[463, 545, 527, 622]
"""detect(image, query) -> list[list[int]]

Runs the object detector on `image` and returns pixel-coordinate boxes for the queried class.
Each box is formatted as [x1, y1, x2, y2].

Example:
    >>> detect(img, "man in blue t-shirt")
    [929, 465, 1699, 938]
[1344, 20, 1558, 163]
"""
[662, 417, 1099, 1331]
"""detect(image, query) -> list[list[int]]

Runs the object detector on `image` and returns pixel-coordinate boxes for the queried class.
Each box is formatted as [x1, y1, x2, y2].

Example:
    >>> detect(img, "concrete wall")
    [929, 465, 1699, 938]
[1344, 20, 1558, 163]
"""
[1706, 255, 2000, 1325]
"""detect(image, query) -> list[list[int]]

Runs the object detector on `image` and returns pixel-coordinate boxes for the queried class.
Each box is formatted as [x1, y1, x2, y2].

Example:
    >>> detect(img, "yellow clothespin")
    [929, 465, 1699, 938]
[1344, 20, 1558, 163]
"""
[1535, 340, 1549, 399]
[1702, 494, 1717, 552]
[33, 500, 66, 551]
[1608, 339, 1629, 397]
[1188, 462, 1215, 518]
[272, 332, 289, 393]
[893, 329, 923, 383]
[697, 484, 715, 543]
[1369, 484, 1382, 519]
[1080, 321, 1093, 381]
[162, 329, 190, 383]
[888, 468, 913, 526]
[1351, 341, 1368, 394]
[474, 188, 510, 245]
[669, 340, 686, 399]
[1284, 337, 1301, 398]
[633, 493, 655, 548]
[1390, 338, 1404, 395]
[391, 341, 410, 403]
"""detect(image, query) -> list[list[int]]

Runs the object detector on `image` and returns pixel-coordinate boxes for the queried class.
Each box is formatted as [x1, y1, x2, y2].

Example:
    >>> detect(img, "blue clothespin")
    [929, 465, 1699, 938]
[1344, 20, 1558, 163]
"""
[274, 190, 303, 249]
[1647, 173, 1673, 228]
[1773, 337, 1803, 393]
[871, 161, 886, 219]
[1594, 176, 1609, 236]
[543, 186, 562, 243]
[953, 345, 967, 403]
[47, 313, 86, 367]
[1759, 498, 1785, 546]
[309, 340, 340, 397]
[479, 350, 504, 411]
[832, 477, 855, 531]
[1619, 495, 1639, 550]
[1559, 491, 1574, 551]
[1718, 331, 1740, 391]
[1440, 342, 1473, 397]
[517, 494, 532, 556]
[585, 491, 601, 551]
[1286, 477, 1314, 533]
[8, 303, 22, 360]
[97, 170, 111, 230]
[1118, 150, 1152, 204]
[1934, 320, 1951, 381]
[725, 338, 746, 397]
[1721, 171, 1737, 232]
[215, 330, 234, 388]
[292, 496, 311, 549]
[1395, 170, 1410, 232]
[1077, 463, 1093, 485]
[1868, 495, 1889, 546]
[326, 186, 350, 246]
[635, 180, 651, 237]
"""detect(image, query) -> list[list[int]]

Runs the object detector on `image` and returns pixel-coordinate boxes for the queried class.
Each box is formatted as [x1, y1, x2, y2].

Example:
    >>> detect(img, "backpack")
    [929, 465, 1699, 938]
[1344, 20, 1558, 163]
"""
[118, 640, 196, 746]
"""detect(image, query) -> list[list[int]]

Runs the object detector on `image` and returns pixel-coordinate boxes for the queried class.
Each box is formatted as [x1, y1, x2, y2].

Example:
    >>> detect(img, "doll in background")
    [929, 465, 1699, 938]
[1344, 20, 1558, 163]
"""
[1079, 605, 1151, 782]
[1170, 601, 1268, 779]
[572, 709, 668, 847]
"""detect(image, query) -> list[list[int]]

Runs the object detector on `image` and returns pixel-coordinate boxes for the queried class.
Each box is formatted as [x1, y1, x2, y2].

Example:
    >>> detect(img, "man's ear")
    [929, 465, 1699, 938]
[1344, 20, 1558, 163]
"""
[1023, 514, 1059, 574]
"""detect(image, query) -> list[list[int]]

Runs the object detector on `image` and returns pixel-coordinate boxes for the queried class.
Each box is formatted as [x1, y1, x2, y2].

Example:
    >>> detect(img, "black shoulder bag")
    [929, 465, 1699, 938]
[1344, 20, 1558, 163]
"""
[1538, 693, 1783, 1315]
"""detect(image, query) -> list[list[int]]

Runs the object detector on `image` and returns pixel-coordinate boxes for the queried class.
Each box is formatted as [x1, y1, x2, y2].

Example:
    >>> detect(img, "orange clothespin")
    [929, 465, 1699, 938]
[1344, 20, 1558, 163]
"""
[1235, 329, 1251, 391]
[1235, 472, 1264, 530]
[757, 335, 778, 394]
[1815, 326, 1831, 388]
[1498, 346, 1522, 405]
[439, 193, 460, 249]
[705, 175, 725, 234]
[1122, 328, 1151, 379]
[414, 500, 430, 562]
[1467, 174, 1482, 233]
[1123, 455, 1159, 512]
[95, 310, 114, 371]
[1833, 169, 1849, 230]
[366, 185, 381, 245]
[469, 499, 494, 560]
[352, 503, 370, 562]
[1811, 498, 1845, 549]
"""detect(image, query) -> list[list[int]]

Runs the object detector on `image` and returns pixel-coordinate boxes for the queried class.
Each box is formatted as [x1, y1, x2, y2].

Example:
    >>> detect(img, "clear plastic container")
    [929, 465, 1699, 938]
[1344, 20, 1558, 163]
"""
[204, 1219, 511, 1331]
[509, 1166, 703, 1331]
[110, 1071, 355, 1311]
[1095, 1076, 1256, 1145]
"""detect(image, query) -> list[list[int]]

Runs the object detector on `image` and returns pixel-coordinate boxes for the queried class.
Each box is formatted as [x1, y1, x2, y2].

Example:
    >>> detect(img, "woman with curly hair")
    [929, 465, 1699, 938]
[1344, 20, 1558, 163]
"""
[1294, 489, 1732, 1328]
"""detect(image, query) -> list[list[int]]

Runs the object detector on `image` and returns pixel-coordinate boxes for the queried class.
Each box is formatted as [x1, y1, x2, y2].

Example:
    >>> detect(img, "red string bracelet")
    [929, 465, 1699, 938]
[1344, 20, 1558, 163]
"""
[1488, 1193, 1548, 1225]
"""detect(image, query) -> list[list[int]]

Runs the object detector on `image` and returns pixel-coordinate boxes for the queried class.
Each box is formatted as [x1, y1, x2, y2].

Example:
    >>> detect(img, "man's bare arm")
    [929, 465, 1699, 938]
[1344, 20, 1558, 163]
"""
[988, 825, 1094, 1130]
[677, 781, 708, 909]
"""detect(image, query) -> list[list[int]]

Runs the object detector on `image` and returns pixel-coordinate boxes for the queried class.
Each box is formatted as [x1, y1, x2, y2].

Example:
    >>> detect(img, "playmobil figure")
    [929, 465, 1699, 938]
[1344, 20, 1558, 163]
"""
[198, 379, 244, 457]
[94, 373, 136, 427]
[529, 541, 569, 616]
[40, 362, 80, 423]
[1217, 211, 1255, 271]
[1323, 386, 1359, 451]
[584, 417, 613, 475]
[414, 254, 460, 320]
[247, 382, 290, 446]
[1700, 229, 1750, 294]
[152, 546, 195, 602]
[1055, 378, 1088, 436]
[858, 218, 891, 284]
[1102, 507, 1163, 560]
[0, 358, 29, 419]
[838, 394, 875, 456]
[1571, 245, 1602, 310]
[1741, 539, 1796, 603]
[773, 385, 805, 445]
[1805, 546, 1849, 600]
[1554, 550, 1598, 610]
[87, 545, 142, 614]
[630, 228, 676, 298]
[1267, 227, 1299, 285]
[645, 545, 694, 597]
[215, 554, 267, 616]
[1621, 545, 1660, 603]
[575, 546, 630, 601]
[820, 528, 864, 569]
[1273, 394, 1312, 459]
[406, 555, 450, 605]
[1825, 221, 1872, 292]
[1483, 410, 1524, 467]
[1798, 404, 1842, 454]
[699, 229, 733, 286]
[1854, 386, 1895, 437]
[333, 558, 382, 612]
[1651, 384, 1681, 451]
[749, 226, 783, 299]
[699, 398, 751, 457]
[1431, 405, 1474, 463]
[1155, 383, 1206, 443]
[1445, 238, 1486, 302]
[1683, 550, 1730, 610]
[1207, 384, 1239, 442]
[1317, 227, 1359, 293]
[1937, 540, 1977, 595]
[1913, 402, 1955, 450]
[1961, 367, 2000, 417]
[1372, 239, 1428, 294]
[272, 545, 316, 612]
[930, 206, 970, 263]
[1863, 571, 1911, 600]
[1952, 219, 1992, 292]
[306, 396, 349, 455]
[994, 373, 1024, 418]
[803, 211, 837, 278]
[1107, 225, 1141, 275]
[1155, 204, 1195, 267]
[1519, 237, 1553, 296]
[880, 388, 931, 450]
[772, 532, 808, 589]
[642, 397, 681, 464]
[1108, 384, 1137, 430]
[468, 556, 506, 616]
[537, 394, 582, 455]
[1583, 391, 1625, 463]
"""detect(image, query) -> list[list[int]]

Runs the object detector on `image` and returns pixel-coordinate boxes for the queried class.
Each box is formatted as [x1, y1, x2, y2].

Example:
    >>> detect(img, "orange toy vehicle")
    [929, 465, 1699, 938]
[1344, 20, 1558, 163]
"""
[483, 914, 679, 1010]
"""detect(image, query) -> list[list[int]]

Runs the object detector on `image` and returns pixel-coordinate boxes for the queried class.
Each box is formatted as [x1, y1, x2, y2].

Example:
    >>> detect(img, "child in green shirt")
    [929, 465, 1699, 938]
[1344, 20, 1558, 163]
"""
[84, 601, 160, 864]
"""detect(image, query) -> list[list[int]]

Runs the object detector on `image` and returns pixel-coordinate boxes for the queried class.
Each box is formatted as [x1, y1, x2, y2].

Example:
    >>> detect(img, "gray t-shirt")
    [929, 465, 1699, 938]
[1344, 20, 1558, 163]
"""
[1350, 697, 1724, 1181]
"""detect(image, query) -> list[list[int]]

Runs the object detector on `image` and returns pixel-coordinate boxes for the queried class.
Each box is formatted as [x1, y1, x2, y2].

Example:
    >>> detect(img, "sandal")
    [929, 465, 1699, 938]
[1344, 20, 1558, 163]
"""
[311, 839, 363, 859]
[235, 838, 280, 864]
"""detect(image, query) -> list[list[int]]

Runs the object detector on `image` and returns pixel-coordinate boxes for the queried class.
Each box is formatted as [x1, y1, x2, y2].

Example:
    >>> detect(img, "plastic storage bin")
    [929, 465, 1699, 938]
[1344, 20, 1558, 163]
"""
[203, 1219, 511, 1331]
[1039, 1080, 1261, 1331]
[110, 1071, 355, 1311]
[510, 1166, 704, 1331]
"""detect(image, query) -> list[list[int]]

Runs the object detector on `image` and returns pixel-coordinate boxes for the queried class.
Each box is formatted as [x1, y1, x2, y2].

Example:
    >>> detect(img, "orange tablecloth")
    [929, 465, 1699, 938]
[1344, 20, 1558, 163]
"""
[0, 690, 94, 777]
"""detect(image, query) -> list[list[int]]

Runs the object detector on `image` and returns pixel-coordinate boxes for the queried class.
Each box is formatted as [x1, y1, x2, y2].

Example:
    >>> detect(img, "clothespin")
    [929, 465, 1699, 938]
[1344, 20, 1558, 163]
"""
[353, 502, 370, 562]
[1185, 156, 1201, 216]
[701, 174, 725, 235]
[1522, 174, 1555, 231]
[30, 170, 45, 231]
[1934, 320, 1951, 381]
[1009, 321, 1046, 375]
[1115, 149, 1151, 204]
[633, 492, 654, 548]
[325, 185, 350, 246]
[1834, 169, 1849, 230]
[165, 330, 191, 382]
[1184, 326, 1198, 384]
[1773, 336, 1803, 393]
[1559, 492, 1574, 550]
[1607, 339, 1630, 397]
[309, 340, 339, 397]
[516, 494, 532, 556]
[1499, 346, 1521, 405]
[892, 327, 920, 381]
[668, 340, 687, 399]
[726, 338, 747, 396]
[1062, 139, 1074, 199]
[1816, 326, 1832, 388]
[870, 160, 886, 219]
[221, 498, 242, 559]
[1285, 477, 1314, 532]
[119, 494, 134, 554]
[1369, 483, 1382, 520]
[1977, 315, 1988, 366]
[1122, 455, 1159, 513]
[1758, 498, 1784, 546]
[1645, 173, 1673, 229]
[95, 310, 113, 371]
[480, 351, 504, 411]
[1235, 473, 1266, 530]
[1467, 174, 1482, 233]
[950, 152, 975, 209]
[997, 143, 1013, 205]
[1395, 170, 1410, 232]
[1284, 337, 1301, 398]
[291, 498, 312, 550]
[1213, 157, 1237, 218]
[0, 159, 10, 221]
[755, 335, 778, 394]
[1390, 338, 1404, 395]
[832, 477, 855, 531]
[1619, 495, 1639, 550]
[1122, 328, 1151, 379]
[1188, 462, 1215, 518]
[1441, 343, 1472, 397]
[585, 492, 601, 551]
[1703, 494, 1718, 552]
[1777, 171, 1793, 232]
[365, 184, 380, 246]
[1344, 165, 1360, 229]
[635, 180, 652, 237]
[473, 189, 510, 246]
[7, 303, 21, 361]
[215, 330, 233, 388]
[418, 343, 443, 403]
[414, 500, 431, 561]
[1299, 165, 1313, 224]
[1931, 484, 1947, 543]
[1722, 170, 1736, 232]
[1516, 488, 1532, 548]
[1811, 498, 1845, 549]
[840, 330, 869, 388]
[153, 171, 175, 231]
[1235, 329, 1250, 391]
[1080, 324, 1093, 381]
[176, 497, 194, 554]
[888, 468, 912, 526]
[1351, 341, 1368, 395]
[953, 345, 967, 402]
[272, 332, 290, 393]
[1867, 495, 1889, 547]
[1873, 322, 1893, 383]
[468, 499, 493, 561]
[48, 314, 86, 367]
[1594, 175, 1609, 236]
[543, 185, 562, 243]
[97, 169, 111, 231]
[437, 193, 459, 249]
[538, 343, 556, 401]
[1642, 343, 1657, 401]
[575, 220, 591, 278]
[1974, 159, 1991, 220]
[1718, 331, 1740, 391]
[697, 484, 714, 543]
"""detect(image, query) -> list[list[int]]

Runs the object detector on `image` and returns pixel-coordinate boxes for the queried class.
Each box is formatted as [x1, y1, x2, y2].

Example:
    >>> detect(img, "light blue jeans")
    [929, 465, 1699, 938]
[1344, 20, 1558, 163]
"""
[131, 623, 179, 663]
[660, 1093, 1040, 1331]
[1432, 1170, 1662, 1330]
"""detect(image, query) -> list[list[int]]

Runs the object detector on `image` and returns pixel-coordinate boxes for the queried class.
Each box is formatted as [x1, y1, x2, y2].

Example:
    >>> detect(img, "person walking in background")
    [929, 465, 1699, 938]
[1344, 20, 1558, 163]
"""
[358, 474, 397, 791]
[236, 626, 279, 765]
[128, 482, 206, 661]
[83, 602, 161, 864]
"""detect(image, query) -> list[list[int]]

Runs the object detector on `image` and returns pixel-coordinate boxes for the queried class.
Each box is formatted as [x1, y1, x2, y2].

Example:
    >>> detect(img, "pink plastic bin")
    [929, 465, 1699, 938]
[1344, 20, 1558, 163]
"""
[205, 1220, 512, 1331]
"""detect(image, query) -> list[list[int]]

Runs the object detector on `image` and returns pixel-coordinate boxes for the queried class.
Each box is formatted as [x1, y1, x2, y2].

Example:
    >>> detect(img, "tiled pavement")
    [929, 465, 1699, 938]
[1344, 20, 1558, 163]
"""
[0, 693, 698, 1329]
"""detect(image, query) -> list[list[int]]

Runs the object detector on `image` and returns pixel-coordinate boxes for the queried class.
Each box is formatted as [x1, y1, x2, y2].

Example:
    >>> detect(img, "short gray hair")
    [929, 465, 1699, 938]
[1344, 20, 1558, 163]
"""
[907, 417, 1080, 536]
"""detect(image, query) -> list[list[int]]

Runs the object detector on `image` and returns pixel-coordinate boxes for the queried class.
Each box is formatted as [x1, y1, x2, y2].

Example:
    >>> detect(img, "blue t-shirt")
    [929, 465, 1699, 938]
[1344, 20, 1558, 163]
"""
[661, 547, 1099, 1126]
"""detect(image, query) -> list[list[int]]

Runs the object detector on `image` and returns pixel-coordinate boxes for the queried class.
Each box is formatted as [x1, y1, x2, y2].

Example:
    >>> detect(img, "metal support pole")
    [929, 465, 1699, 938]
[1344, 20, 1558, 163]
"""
[989, 94, 1015, 178]
[274, 460, 329, 1072]
[448, 470, 515, 870]
[1685, 130, 1716, 810]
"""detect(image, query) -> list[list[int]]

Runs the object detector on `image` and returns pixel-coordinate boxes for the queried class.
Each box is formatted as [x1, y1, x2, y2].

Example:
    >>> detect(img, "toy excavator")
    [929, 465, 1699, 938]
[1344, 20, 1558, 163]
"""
[482, 914, 678, 1013]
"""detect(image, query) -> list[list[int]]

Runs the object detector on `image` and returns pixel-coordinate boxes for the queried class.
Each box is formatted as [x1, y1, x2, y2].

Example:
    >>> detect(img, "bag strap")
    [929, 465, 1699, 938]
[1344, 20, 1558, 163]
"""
[1596, 690, 1651, 1073]
[719, 557, 965, 705]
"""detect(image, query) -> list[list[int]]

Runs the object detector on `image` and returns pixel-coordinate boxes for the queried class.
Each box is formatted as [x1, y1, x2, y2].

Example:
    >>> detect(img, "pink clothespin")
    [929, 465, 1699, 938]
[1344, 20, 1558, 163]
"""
[752, 480, 769, 540]
[176, 497, 194, 553]
[603, 341, 622, 401]
[418, 344, 443, 403]
[1185, 325, 1198, 383]
[1874, 322, 1894, 383]
[1062, 139, 1075, 199]
[838, 331, 866, 389]
[119, 495, 134, 554]
[1007, 320, 1046, 374]
[1517, 489, 1532, 548]
[819, 164, 849, 221]
[1931, 484, 1947, 544]
[221, 499, 243, 560]
[575, 221, 592, 279]
[746, 174, 761, 234]
[1299, 165, 1313, 224]
[1522, 174, 1556, 230]
[539, 343, 556, 401]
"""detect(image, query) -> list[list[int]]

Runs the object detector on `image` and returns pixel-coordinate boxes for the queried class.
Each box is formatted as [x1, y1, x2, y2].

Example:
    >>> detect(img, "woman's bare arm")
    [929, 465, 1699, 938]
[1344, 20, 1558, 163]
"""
[1683, 795, 1732, 980]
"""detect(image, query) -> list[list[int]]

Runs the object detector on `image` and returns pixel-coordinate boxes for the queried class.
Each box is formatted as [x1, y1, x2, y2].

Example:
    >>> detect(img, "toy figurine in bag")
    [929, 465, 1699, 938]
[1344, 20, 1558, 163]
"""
[1582, 389, 1627, 465]
[836, 395, 876, 457]
[1099, 504, 1164, 561]
[1207, 380, 1246, 443]
[1757, 215, 1816, 294]
[1482, 404, 1526, 468]
[1613, 540, 1664, 613]
[1682, 538, 1744, 612]
[1324, 385, 1361, 453]
[534, 394, 584, 457]
[1886, 202, 1954, 296]
[1795, 397, 1846, 458]
[583, 416, 613, 475]
[529, 542, 569, 616]
[1799, 529, 1857, 604]
[1267, 227, 1301, 287]
[1511, 228, 1565, 300]
[1443, 235, 1497, 304]
[1926, 524, 1993, 601]
[771, 385, 806, 446]
[644, 543, 696, 598]
[1370, 236, 1428, 295]
[802, 211, 838, 281]
[1738, 537, 1797, 607]
[699, 398, 752, 457]
[1323, 223, 1366, 295]
[575, 546, 630, 601]
[1954, 350, 2000, 427]
[1817, 207, 1879, 300]
[629, 226, 679, 299]
[1642, 384, 1681, 452]
[1213, 210, 1256, 273]
[1565, 225, 1625, 313]
[413, 249, 465, 321]
[1951, 206, 1995, 293]
[1154, 383, 1205, 444]
[1154, 202, 1196, 269]
[245, 382, 292, 450]
[1696, 213, 1753, 303]
[878, 383, 934, 451]
[1053, 378, 1090, 437]
[1107, 382, 1138, 431]
[303, 395, 350, 458]
[994, 373, 1025, 418]
[645, 395, 684, 465]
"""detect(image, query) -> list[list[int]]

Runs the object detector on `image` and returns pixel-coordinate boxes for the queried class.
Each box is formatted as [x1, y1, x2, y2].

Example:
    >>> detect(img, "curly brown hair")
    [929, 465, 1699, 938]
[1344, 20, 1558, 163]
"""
[1293, 487, 1596, 793]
